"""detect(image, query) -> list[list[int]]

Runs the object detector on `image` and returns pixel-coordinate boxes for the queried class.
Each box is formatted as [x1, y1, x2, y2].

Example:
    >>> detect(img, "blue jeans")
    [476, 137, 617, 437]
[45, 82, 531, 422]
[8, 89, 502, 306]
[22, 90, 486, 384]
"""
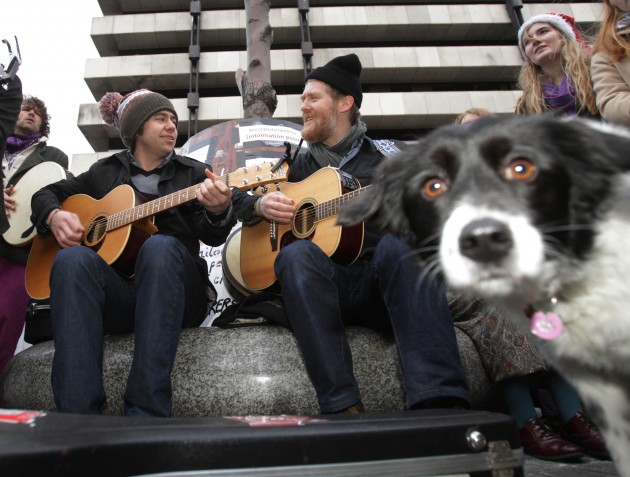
[274, 235, 470, 413]
[50, 235, 207, 417]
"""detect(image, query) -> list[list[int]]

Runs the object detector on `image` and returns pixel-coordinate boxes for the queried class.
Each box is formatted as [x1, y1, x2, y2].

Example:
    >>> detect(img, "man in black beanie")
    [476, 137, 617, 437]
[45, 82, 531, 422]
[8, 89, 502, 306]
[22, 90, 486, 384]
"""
[31, 89, 236, 416]
[232, 54, 470, 413]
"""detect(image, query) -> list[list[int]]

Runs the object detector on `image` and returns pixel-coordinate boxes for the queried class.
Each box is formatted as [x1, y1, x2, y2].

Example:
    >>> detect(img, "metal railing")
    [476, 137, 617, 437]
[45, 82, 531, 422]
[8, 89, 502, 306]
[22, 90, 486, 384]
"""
[188, 0, 201, 139]
[298, 0, 313, 80]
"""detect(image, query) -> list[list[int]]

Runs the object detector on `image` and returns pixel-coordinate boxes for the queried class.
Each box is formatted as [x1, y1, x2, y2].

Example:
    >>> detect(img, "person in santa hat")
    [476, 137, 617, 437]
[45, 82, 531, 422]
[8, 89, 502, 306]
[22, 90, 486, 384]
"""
[516, 12, 598, 117]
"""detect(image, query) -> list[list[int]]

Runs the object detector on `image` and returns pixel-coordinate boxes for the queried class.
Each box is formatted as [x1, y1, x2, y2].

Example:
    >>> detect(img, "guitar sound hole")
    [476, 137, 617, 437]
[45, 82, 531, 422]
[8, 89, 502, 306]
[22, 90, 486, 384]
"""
[84, 216, 107, 247]
[292, 201, 315, 239]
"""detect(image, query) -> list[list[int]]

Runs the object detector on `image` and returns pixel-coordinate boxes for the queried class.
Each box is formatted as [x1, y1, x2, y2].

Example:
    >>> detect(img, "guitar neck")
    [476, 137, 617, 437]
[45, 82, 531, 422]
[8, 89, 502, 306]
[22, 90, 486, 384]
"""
[106, 174, 231, 231]
[313, 185, 371, 222]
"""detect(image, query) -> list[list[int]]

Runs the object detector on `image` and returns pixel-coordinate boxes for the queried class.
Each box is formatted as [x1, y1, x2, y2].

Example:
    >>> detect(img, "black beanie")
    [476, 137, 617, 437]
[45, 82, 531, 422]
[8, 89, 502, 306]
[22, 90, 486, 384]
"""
[306, 53, 363, 108]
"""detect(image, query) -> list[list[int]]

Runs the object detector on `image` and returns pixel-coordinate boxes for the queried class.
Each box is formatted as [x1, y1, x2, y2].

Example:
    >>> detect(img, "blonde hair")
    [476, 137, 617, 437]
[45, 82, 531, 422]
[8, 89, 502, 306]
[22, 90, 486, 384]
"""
[454, 107, 496, 124]
[593, 0, 630, 63]
[515, 22, 598, 116]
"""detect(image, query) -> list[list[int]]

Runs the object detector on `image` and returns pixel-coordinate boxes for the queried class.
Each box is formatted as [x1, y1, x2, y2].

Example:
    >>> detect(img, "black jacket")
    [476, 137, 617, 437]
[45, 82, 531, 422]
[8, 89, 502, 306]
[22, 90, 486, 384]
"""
[0, 75, 22, 234]
[0, 141, 68, 263]
[31, 151, 236, 285]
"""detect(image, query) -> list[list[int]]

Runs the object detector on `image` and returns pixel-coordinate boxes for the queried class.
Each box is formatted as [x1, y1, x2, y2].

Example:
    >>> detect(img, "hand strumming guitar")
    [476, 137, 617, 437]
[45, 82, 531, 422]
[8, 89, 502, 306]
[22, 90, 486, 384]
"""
[47, 208, 85, 248]
[254, 192, 295, 224]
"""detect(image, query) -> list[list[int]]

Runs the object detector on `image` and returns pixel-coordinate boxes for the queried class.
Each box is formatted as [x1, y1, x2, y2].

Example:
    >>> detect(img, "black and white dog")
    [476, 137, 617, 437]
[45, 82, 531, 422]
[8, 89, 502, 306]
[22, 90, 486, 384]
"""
[339, 115, 630, 476]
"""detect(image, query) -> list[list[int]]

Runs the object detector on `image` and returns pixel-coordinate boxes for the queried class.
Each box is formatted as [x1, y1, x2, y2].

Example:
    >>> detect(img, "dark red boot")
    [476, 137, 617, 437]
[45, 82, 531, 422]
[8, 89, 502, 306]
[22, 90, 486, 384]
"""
[519, 417, 585, 461]
[562, 412, 610, 459]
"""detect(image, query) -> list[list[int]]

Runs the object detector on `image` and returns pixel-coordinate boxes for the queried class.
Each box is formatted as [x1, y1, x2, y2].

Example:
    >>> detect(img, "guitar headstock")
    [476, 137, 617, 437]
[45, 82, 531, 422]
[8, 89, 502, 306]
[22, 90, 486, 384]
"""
[229, 160, 290, 190]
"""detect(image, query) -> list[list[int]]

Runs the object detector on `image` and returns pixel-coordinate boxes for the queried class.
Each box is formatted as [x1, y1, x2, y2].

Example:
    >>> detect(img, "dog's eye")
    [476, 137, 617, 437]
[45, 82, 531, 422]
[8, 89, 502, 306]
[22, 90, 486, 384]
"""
[504, 158, 538, 181]
[421, 177, 448, 200]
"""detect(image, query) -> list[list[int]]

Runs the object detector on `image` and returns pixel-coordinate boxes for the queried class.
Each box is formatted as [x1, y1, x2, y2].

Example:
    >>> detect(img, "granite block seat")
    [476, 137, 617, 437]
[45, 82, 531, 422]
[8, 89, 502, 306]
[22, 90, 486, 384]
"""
[0, 324, 494, 416]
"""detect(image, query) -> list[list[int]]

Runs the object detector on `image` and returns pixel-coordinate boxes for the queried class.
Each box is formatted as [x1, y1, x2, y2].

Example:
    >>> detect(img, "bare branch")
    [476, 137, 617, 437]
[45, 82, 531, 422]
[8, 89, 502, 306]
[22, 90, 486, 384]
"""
[237, 0, 277, 118]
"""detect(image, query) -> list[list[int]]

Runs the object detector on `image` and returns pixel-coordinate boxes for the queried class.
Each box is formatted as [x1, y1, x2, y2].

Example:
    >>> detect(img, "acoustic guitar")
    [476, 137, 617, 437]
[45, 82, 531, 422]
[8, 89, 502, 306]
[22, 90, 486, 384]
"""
[25, 161, 289, 300]
[3, 162, 67, 246]
[235, 167, 367, 294]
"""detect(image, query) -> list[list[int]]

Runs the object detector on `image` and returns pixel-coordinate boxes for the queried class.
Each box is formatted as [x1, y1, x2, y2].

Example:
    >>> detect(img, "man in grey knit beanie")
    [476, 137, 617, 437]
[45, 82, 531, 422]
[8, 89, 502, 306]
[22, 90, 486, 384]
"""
[31, 88, 235, 417]
[99, 89, 178, 150]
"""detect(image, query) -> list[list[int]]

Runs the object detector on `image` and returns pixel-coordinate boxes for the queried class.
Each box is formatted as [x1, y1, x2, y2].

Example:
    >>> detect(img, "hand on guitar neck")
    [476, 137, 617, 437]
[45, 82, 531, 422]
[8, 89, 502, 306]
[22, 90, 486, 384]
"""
[195, 168, 233, 217]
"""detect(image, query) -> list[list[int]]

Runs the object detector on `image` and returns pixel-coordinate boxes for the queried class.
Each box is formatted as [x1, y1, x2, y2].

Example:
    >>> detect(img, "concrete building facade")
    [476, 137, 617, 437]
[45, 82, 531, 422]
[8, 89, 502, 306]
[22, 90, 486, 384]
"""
[74, 0, 602, 169]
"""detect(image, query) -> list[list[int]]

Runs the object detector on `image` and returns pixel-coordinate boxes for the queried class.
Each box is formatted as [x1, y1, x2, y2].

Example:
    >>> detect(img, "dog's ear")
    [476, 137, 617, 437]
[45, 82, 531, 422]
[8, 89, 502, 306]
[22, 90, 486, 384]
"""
[539, 118, 630, 258]
[339, 154, 413, 237]
[571, 119, 630, 171]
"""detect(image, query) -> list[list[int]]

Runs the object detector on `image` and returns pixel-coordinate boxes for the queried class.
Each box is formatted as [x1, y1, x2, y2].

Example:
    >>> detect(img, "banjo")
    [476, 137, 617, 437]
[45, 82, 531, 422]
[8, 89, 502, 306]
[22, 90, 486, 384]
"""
[3, 162, 67, 246]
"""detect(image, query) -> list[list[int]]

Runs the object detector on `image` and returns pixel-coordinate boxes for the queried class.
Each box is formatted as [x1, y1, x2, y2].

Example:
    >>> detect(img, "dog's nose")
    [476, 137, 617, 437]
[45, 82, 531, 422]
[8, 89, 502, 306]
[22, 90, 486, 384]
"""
[459, 218, 513, 262]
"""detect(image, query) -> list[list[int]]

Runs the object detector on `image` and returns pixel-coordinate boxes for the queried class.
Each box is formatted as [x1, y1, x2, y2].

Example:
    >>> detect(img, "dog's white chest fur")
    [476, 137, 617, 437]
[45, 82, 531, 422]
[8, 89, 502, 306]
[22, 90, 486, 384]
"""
[440, 194, 630, 477]
[551, 207, 630, 366]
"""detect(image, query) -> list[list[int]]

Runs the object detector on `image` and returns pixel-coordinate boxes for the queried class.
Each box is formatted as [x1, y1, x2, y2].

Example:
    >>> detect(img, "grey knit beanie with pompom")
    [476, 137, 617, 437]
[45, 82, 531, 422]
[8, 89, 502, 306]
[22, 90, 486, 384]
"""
[98, 89, 177, 149]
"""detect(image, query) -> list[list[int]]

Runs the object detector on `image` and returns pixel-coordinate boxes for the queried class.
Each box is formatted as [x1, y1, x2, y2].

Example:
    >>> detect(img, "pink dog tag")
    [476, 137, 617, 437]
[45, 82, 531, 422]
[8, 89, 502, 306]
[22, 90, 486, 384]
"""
[530, 311, 563, 340]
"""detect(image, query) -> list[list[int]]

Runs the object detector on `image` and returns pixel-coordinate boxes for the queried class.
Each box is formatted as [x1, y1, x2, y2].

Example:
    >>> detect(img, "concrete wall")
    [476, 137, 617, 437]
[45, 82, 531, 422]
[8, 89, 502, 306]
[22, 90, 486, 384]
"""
[73, 0, 601, 164]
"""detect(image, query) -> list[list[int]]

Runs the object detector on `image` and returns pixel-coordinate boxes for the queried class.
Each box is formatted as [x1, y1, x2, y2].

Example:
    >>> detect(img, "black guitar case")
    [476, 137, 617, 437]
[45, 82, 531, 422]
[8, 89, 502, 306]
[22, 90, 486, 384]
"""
[23, 299, 52, 344]
[0, 408, 523, 476]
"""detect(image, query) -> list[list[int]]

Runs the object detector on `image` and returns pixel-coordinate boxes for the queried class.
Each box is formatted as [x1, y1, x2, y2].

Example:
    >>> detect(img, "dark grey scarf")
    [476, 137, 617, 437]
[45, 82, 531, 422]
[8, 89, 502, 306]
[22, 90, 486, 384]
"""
[309, 120, 367, 168]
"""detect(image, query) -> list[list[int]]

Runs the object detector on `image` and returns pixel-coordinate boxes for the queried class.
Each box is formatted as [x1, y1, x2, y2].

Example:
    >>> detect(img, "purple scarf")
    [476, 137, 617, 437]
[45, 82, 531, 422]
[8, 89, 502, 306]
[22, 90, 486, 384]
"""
[542, 76, 579, 117]
[6, 133, 42, 155]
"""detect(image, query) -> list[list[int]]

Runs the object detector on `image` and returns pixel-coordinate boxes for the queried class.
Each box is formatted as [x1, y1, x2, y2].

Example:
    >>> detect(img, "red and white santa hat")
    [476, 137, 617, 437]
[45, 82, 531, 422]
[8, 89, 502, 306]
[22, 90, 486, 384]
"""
[517, 13, 588, 55]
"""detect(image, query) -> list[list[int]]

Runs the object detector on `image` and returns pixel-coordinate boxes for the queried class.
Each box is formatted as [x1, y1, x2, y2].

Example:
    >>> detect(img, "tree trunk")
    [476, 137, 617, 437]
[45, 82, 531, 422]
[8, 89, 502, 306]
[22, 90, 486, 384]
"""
[236, 0, 277, 118]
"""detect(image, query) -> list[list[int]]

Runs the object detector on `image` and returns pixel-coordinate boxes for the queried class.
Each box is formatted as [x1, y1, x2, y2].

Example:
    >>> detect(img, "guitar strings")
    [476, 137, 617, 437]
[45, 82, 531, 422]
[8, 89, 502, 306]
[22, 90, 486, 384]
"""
[293, 193, 355, 224]
[75, 163, 281, 233]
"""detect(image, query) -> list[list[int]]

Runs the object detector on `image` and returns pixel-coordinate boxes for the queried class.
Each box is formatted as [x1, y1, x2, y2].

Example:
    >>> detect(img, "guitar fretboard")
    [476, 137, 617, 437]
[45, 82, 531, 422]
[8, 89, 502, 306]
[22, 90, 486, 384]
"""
[105, 174, 233, 231]
[313, 185, 372, 222]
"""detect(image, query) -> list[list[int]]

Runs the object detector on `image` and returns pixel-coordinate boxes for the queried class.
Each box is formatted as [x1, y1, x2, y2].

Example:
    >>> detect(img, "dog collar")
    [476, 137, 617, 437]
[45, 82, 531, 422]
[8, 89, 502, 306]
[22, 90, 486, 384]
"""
[524, 297, 564, 341]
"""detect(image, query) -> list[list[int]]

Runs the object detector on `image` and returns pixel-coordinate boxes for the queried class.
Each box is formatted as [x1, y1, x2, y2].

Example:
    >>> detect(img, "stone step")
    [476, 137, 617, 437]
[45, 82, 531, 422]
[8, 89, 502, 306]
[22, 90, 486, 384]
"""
[1, 325, 494, 416]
